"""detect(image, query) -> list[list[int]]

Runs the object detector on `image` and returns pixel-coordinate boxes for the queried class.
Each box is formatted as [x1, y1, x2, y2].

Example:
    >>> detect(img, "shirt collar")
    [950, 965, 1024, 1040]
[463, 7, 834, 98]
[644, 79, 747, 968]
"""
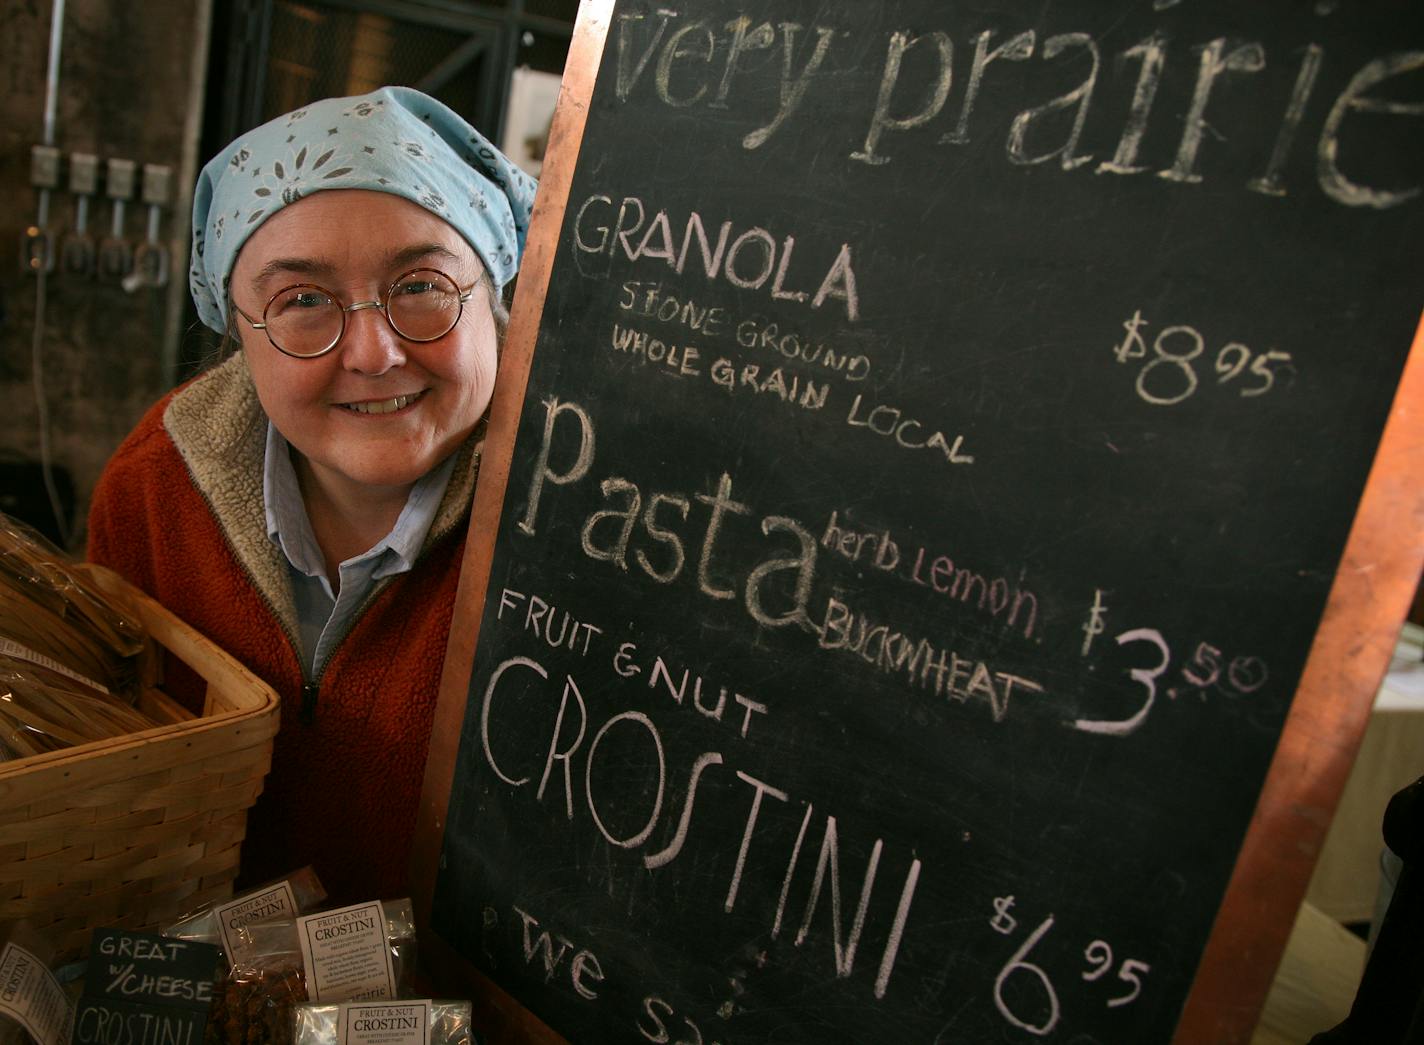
[262, 422, 458, 580]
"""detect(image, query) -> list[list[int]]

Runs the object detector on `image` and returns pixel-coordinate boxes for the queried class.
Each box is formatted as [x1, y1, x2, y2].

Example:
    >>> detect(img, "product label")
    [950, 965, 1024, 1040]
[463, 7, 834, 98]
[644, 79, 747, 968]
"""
[214, 880, 299, 957]
[0, 638, 110, 694]
[297, 902, 396, 1003]
[338, 1001, 432, 1045]
[0, 943, 72, 1045]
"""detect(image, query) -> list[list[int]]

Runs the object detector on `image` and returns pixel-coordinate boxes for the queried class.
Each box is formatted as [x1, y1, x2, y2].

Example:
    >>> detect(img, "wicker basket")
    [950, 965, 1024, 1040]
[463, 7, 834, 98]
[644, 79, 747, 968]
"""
[0, 565, 280, 960]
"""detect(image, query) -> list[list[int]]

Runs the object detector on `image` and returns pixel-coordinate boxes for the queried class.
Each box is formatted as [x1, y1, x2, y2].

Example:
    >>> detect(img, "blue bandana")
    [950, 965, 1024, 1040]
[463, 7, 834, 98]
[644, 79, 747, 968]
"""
[189, 85, 538, 333]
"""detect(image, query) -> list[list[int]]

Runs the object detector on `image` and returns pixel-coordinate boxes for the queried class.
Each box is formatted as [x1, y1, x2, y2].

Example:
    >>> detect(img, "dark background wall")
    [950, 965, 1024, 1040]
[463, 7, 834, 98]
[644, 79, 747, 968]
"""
[0, 0, 213, 552]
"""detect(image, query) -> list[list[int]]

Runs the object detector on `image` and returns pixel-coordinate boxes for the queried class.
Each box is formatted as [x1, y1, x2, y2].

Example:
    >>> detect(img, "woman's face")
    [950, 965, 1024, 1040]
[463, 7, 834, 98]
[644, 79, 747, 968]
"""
[230, 189, 499, 500]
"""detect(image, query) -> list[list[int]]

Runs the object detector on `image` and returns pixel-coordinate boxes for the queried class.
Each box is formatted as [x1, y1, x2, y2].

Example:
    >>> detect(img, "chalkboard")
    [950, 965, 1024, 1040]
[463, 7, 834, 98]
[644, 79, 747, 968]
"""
[414, 2, 1424, 1042]
[73, 929, 223, 1045]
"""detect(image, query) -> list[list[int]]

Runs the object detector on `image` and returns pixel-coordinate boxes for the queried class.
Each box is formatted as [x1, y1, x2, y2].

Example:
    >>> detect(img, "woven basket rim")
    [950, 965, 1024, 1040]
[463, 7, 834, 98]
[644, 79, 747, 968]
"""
[0, 566, 279, 788]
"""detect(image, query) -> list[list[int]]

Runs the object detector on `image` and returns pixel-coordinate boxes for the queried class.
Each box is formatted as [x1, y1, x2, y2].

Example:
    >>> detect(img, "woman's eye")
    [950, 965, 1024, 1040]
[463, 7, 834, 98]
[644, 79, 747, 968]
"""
[397, 280, 436, 296]
[272, 290, 330, 311]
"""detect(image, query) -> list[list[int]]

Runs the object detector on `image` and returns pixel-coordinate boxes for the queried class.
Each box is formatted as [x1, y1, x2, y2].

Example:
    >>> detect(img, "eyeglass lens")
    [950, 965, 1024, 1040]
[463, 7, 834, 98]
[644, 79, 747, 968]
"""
[263, 269, 465, 357]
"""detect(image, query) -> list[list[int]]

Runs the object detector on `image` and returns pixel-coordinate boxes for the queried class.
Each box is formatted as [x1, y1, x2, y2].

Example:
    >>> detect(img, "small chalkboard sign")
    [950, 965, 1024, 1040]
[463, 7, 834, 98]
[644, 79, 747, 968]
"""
[72, 929, 222, 1045]
[414, 1, 1424, 1041]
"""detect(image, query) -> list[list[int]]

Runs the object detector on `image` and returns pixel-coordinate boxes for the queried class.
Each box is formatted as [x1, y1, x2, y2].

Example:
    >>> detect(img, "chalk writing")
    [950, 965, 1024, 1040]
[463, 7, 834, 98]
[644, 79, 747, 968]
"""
[611, 324, 704, 377]
[990, 895, 1019, 935]
[734, 316, 872, 381]
[1074, 627, 1169, 737]
[73, 1002, 201, 1045]
[615, 11, 837, 148]
[608, 10, 1424, 207]
[637, 996, 725, 1045]
[816, 596, 1045, 721]
[1175, 642, 1270, 698]
[612, 285, 875, 395]
[479, 653, 923, 999]
[708, 358, 830, 410]
[518, 398, 819, 629]
[1072, 608, 1273, 735]
[1113, 310, 1296, 406]
[994, 915, 1061, 1036]
[102, 966, 211, 1005]
[514, 907, 605, 1000]
[821, 510, 1039, 639]
[846, 393, 974, 465]
[496, 588, 604, 656]
[990, 903, 1153, 1036]
[619, 282, 730, 336]
[88, 931, 219, 1008]
[1081, 941, 1152, 1008]
[1081, 589, 1108, 656]
[76, 930, 221, 1045]
[575, 194, 861, 319]
[612, 641, 769, 739]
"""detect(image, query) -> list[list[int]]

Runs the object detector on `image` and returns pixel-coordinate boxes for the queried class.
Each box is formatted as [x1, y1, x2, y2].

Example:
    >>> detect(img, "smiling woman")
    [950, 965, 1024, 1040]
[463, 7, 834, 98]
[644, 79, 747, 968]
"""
[85, 86, 538, 904]
[231, 193, 501, 580]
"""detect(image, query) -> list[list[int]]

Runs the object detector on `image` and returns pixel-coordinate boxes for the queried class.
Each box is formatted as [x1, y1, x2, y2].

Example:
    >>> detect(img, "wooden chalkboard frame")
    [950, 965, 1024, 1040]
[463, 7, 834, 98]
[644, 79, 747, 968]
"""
[411, 3, 1424, 1040]
[410, 5, 614, 1041]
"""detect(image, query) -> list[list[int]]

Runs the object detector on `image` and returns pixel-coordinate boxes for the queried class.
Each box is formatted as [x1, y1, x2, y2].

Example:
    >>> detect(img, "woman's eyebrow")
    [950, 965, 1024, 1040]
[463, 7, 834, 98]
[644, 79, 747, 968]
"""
[386, 243, 462, 269]
[247, 244, 464, 293]
[250, 256, 335, 291]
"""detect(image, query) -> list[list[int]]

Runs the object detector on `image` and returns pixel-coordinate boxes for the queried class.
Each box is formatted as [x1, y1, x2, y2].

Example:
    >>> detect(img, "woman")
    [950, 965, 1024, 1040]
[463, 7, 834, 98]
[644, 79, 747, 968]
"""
[87, 86, 537, 904]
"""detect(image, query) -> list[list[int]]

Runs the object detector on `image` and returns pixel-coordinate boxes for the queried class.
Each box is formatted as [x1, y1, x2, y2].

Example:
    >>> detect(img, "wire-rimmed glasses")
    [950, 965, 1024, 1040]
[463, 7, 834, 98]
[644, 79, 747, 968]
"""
[230, 267, 481, 359]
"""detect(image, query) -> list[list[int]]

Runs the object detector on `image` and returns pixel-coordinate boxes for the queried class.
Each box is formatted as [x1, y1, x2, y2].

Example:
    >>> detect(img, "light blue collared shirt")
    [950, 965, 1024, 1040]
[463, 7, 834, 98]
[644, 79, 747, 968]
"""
[262, 424, 456, 678]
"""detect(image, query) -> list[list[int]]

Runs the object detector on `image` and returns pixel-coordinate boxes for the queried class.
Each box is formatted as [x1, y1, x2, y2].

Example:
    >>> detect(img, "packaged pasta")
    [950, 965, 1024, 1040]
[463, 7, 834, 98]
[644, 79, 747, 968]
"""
[0, 512, 148, 700]
[293, 1000, 475, 1045]
[0, 660, 162, 761]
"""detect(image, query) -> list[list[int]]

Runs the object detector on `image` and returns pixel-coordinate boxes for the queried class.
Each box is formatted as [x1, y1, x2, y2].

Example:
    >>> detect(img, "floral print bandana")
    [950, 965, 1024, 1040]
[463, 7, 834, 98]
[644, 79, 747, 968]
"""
[189, 85, 539, 333]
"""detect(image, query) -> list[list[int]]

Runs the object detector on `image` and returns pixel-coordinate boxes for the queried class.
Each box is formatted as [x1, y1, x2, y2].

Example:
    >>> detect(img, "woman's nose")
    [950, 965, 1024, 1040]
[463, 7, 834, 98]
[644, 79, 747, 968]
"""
[339, 306, 407, 374]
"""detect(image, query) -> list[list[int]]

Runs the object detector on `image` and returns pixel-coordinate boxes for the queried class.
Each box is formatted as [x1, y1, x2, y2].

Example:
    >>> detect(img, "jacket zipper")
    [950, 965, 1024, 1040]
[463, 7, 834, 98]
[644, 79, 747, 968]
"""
[188, 484, 342, 727]
[294, 579, 392, 724]
[187, 466, 446, 726]
[300, 681, 321, 724]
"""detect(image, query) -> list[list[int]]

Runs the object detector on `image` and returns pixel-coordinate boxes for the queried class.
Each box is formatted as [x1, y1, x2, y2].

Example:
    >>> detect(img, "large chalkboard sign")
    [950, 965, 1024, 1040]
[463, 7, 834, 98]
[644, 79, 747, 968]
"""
[415, 1, 1424, 1041]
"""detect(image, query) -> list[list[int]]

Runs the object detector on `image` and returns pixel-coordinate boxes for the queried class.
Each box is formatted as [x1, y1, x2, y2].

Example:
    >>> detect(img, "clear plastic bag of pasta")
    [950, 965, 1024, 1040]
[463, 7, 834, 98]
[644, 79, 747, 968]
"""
[0, 658, 162, 761]
[0, 511, 148, 700]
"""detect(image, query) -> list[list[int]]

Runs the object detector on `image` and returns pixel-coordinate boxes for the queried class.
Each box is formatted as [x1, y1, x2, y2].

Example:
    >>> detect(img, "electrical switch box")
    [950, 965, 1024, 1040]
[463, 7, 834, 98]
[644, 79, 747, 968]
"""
[141, 164, 173, 207]
[105, 158, 136, 200]
[69, 152, 99, 195]
[30, 145, 61, 188]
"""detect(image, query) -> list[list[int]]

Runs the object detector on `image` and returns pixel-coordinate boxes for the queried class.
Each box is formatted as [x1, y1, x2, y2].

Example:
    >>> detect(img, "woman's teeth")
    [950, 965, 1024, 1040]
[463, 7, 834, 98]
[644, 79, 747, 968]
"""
[342, 393, 420, 415]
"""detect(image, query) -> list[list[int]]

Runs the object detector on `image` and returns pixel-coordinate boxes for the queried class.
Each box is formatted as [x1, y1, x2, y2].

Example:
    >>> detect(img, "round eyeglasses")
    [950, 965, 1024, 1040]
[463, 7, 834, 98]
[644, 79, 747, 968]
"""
[230, 268, 481, 359]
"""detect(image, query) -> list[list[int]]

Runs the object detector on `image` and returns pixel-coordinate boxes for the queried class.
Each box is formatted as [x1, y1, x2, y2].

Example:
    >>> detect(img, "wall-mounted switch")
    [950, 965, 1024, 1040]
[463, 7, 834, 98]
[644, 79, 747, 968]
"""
[105, 158, 136, 200]
[69, 152, 99, 195]
[31, 145, 61, 189]
[141, 164, 172, 208]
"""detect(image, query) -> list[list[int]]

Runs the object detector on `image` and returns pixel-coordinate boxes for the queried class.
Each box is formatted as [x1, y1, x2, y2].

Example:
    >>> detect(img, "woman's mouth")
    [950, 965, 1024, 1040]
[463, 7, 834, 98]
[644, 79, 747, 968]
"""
[338, 391, 425, 415]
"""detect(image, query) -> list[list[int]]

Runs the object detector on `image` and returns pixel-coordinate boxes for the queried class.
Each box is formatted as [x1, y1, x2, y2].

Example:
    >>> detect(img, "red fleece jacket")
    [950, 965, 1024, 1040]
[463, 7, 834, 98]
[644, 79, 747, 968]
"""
[87, 369, 470, 906]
